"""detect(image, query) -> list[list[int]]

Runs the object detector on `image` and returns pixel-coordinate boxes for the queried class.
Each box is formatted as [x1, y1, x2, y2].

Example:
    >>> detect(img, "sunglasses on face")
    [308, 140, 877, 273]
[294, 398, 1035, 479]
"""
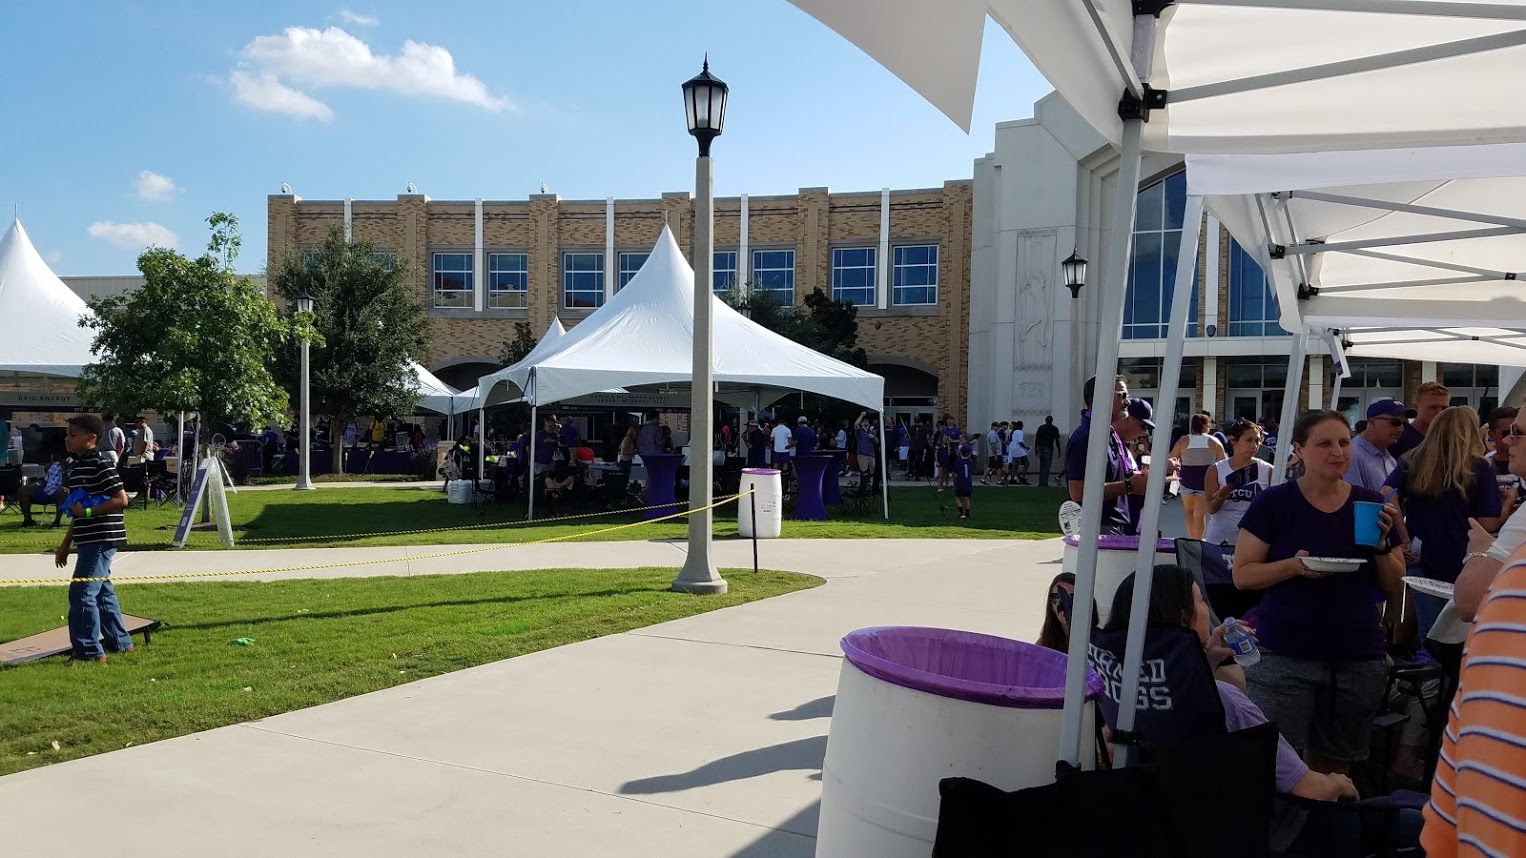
[1375, 417, 1406, 427]
[1506, 425, 1526, 440]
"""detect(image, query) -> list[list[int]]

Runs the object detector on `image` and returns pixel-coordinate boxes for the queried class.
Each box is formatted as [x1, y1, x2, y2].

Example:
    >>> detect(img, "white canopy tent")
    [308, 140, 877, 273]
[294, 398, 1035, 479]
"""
[476, 226, 889, 520]
[408, 361, 462, 417]
[785, 0, 1526, 769]
[0, 219, 96, 377]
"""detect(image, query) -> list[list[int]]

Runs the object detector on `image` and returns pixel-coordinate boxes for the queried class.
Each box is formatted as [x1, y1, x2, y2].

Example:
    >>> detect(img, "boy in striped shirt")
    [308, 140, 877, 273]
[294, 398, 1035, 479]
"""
[52, 414, 134, 663]
[1423, 545, 1526, 856]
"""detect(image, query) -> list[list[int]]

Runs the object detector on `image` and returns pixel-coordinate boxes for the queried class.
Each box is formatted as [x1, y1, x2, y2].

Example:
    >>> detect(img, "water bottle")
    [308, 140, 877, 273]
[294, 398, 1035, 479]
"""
[1222, 617, 1260, 667]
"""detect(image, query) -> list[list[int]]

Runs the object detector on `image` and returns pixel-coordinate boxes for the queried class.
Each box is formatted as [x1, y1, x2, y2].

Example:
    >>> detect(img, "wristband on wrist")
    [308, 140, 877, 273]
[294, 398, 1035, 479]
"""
[85, 507, 93, 518]
[1463, 550, 1491, 563]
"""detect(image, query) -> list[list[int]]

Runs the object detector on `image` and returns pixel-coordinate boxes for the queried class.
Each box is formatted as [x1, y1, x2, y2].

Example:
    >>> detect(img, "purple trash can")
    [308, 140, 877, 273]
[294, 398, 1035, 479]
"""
[817, 626, 1103, 858]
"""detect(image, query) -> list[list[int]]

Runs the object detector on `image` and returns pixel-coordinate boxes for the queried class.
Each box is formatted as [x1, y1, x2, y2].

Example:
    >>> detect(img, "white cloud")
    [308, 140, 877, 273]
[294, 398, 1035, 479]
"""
[337, 8, 378, 26]
[135, 170, 179, 201]
[88, 221, 179, 250]
[233, 26, 508, 116]
[45, 250, 64, 265]
[230, 69, 335, 121]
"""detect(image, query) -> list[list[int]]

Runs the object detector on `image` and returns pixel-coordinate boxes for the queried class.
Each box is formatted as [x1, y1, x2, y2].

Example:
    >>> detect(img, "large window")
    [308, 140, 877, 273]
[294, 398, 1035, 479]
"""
[752, 249, 795, 305]
[372, 251, 398, 271]
[713, 250, 738, 295]
[1227, 239, 1285, 336]
[617, 251, 649, 291]
[1125, 171, 1199, 339]
[431, 252, 473, 309]
[487, 252, 528, 309]
[831, 247, 877, 306]
[562, 252, 605, 309]
[893, 244, 939, 306]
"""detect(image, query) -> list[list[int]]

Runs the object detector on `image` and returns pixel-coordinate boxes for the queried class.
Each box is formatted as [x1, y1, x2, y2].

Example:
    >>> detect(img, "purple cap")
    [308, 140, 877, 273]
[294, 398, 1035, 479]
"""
[1367, 398, 1416, 420]
[1126, 397, 1155, 430]
[958, 444, 973, 456]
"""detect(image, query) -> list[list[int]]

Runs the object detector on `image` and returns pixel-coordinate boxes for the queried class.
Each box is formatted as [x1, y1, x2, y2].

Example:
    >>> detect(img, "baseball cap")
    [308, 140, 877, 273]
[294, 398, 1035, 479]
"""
[1126, 398, 1155, 430]
[958, 444, 973, 456]
[1367, 398, 1416, 420]
[798, 416, 808, 424]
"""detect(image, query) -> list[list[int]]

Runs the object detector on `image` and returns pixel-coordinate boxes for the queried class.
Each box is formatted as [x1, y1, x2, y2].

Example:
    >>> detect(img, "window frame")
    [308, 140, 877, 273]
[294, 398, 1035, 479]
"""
[891, 243, 940, 306]
[616, 251, 650, 291]
[751, 248, 796, 306]
[830, 246, 878, 307]
[713, 250, 738, 295]
[1123, 171, 1199, 340]
[487, 251, 529, 310]
[431, 251, 475, 310]
[1226, 238, 1286, 337]
[561, 251, 606, 310]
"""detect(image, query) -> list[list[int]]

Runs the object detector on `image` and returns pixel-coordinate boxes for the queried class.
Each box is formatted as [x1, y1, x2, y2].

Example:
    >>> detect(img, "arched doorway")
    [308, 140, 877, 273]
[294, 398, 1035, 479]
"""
[432, 358, 500, 393]
[869, 357, 938, 428]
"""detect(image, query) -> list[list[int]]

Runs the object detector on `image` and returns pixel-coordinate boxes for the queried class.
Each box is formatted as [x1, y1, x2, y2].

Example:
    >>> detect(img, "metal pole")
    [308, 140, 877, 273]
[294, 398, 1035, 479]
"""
[1114, 195, 1204, 766]
[674, 152, 726, 594]
[1272, 329, 1310, 487]
[477, 406, 485, 487]
[1059, 116, 1145, 769]
[528, 401, 537, 521]
[878, 404, 890, 520]
[1331, 373, 1344, 410]
[176, 411, 186, 502]
[751, 492, 759, 575]
[294, 333, 315, 491]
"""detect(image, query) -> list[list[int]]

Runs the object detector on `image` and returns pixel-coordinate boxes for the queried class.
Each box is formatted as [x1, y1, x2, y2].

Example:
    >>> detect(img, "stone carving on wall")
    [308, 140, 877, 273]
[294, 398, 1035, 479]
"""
[1014, 230, 1056, 368]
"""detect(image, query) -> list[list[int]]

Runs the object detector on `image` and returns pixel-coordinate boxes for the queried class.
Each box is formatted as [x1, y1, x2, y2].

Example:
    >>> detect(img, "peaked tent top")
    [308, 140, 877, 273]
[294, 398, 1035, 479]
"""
[480, 226, 884, 410]
[408, 360, 460, 415]
[787, 1, 1526, 154]
[0, 219, 96, 377]
[467, 317, 567, 411]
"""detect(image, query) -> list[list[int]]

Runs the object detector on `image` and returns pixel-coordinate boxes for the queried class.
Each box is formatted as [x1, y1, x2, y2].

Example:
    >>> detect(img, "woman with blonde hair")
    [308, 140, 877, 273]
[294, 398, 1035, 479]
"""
[1384, 405, 1510, 639]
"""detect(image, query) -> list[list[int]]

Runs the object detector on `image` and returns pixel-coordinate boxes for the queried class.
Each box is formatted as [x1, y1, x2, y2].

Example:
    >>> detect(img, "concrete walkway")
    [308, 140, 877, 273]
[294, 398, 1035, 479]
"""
[0, 536, 1070, 857]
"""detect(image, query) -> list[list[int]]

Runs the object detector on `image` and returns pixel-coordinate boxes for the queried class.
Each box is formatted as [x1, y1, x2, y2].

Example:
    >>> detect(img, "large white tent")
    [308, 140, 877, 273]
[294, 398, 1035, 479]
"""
[477, 226, 885, 411]
[470, 317, 567, 412]
[408, 361, 462, 416]
[785, 0, 1526, 771]
[0, 219, 96, 376]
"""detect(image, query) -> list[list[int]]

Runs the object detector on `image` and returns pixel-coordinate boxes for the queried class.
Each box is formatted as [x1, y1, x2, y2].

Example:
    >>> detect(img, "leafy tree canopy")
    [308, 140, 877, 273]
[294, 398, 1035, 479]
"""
[77, 213, 309, 431]
[498, 321, 537, 367]
[268, 225, 430, 429]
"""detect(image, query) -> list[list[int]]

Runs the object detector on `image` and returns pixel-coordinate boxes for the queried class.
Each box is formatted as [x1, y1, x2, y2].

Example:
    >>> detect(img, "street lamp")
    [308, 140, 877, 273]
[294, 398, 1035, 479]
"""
[673, 56, 729, 596]
[294, 289, 317, 492]
[1062, 249, 1087, 299]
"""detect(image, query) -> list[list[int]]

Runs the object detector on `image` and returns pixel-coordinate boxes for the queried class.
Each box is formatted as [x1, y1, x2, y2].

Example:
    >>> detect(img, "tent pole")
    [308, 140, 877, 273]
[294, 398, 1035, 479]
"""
[528, 400, 537, 521]
[1059, 115, 1146, 769]
[878, 402, 890, 520]
[1113, 195, 1204, 766]
[1272, 329, 1310, 487]
[1331, 374, 1344, 410]
[477, 406, 486, 488]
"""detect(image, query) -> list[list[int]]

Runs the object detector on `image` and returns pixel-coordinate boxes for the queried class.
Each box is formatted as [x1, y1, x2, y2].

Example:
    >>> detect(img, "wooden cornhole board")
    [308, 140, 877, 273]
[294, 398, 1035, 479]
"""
[1, 615, 161, 665]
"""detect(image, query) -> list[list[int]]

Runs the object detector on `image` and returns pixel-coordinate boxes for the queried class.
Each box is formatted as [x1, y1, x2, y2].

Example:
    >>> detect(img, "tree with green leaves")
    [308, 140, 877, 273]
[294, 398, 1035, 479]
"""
[722, 284, 871, 427]
[499, 321, 537, 366]
[269, 225, 430, 468]
[77, 213, 310, 443]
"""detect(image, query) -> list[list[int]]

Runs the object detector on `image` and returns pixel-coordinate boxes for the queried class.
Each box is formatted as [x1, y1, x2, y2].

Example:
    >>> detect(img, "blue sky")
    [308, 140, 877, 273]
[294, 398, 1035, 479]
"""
[0, 2, 1051, 274]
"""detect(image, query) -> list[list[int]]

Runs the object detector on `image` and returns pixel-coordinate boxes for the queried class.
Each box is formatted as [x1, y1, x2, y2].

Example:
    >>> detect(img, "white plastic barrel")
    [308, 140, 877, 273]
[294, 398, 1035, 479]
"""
[737, 468, 782, 539]
[446, 479, 473, 504]
[817, 628, 1097, 858]
[1061, 534, 1179, 627]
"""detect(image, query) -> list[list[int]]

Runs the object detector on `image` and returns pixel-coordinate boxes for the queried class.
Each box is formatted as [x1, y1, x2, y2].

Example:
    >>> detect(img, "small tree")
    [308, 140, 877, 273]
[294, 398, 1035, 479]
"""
[498, 321, 537, 366]
[269, 225, 430, 468]
[78, 213, 308, 447]
[722, 284, 871, 428]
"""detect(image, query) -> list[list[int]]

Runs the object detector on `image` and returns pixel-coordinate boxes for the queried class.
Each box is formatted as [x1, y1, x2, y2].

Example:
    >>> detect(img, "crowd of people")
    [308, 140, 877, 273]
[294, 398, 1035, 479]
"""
[1042, 375, 1526, 855]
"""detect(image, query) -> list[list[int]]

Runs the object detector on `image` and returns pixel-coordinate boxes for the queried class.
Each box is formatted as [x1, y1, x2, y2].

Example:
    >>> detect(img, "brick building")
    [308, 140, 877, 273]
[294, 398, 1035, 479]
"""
[268, 183, 972, 426]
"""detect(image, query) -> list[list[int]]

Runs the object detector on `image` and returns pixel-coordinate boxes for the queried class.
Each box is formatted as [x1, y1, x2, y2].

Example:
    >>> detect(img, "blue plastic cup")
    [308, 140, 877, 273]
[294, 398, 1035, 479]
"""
[1353, 501, 1383, 547]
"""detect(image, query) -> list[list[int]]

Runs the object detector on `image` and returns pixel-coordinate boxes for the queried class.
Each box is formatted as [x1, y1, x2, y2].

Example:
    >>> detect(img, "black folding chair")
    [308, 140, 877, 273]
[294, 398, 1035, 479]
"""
[1174, 538, 1263, 625]
[0, 466, 21, 515]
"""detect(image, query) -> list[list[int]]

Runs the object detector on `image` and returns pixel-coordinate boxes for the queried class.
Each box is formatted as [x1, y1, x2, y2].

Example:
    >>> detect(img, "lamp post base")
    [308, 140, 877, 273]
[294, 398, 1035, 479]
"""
[671, 559, 728, 595]
[292, 483, 317, 492]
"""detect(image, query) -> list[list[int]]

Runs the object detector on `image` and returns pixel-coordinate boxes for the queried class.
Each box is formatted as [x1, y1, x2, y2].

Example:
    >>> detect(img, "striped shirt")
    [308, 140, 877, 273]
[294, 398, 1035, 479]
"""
[66, 451, 126, 549]
[1423, 560, 1526, 857]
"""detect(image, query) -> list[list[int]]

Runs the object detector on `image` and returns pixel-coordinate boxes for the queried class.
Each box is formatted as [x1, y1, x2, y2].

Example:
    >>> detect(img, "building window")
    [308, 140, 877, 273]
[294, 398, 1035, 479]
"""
[892, 244, 939, 306]
[617, 251, 649, 291]
[713, 251, 738, 295]
[1345, 358, 1403, 390]
[298, 248, 321, 270]
[1226, 239, 1285, 336]
[562, 252, 605, 309]
[371, 251, 398, 271]
[831, 247, 877, 306]
[1124, 171, 1199, 339]
[752, 249, 795, 305]
[431, 252, 473, 309]
[487, 252, 528, 309]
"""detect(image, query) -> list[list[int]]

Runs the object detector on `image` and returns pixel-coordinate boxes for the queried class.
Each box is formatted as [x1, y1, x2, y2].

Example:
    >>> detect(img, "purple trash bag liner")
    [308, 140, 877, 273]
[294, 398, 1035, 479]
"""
[840, 626, 1103, 710]
[1062, 533, 1177, 553]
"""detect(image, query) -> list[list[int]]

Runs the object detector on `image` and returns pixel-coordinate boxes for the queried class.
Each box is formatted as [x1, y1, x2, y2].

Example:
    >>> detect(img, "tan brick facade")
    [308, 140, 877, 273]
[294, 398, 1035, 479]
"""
[267, 183, 973, 421]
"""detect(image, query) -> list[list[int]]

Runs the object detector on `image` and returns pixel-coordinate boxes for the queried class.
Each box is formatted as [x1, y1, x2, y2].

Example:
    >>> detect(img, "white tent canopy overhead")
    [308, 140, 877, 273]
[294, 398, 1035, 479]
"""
[788, 1, 1526, 153]
[470, 317, 567, 411]
[0, 219, 96, 377]
[477, 226, 885, 411]
[408, 361, 461, 415]
[1188, 142, 1526, 367]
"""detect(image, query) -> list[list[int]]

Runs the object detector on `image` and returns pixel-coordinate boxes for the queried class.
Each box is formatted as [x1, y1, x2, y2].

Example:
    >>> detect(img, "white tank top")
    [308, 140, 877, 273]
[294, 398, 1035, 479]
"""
[1203, 458, 1273, 547]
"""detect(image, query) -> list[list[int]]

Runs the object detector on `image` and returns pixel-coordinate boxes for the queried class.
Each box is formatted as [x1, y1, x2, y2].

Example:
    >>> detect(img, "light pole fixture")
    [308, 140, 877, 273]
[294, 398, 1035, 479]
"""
[1062, 249, 1087, 299]
[294, 288, 317, 492]
[674, 56, 729, 596]
[738, 299, 753, 320]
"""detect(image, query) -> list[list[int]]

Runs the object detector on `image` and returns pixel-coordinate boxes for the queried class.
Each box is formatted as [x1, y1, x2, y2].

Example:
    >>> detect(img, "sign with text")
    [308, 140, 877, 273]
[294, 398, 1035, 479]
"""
[171, 462, 210, 548]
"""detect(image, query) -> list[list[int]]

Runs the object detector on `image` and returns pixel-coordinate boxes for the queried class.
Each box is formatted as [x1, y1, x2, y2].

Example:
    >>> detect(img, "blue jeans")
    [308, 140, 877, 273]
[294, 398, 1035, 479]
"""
[68, 543, 132, 658]
[1038, 449, 1054, 486]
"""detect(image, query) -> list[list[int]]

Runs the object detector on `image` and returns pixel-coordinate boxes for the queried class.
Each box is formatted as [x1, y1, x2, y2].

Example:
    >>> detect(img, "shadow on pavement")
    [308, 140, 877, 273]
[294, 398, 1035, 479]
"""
[768, 695, 834, 721]
[619, 735, 827, 796]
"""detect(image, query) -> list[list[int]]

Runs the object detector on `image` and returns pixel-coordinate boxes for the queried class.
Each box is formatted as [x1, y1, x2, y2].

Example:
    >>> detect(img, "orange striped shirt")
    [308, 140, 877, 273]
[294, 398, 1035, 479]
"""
[1423, 560, 1526, 857]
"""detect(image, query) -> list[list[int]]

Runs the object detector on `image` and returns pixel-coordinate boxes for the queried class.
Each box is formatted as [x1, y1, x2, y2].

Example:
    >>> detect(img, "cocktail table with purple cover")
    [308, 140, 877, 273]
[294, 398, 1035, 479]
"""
[640, 453, 683, 520]
[793, 454, 831, 521]
[819, 450, 848, 505]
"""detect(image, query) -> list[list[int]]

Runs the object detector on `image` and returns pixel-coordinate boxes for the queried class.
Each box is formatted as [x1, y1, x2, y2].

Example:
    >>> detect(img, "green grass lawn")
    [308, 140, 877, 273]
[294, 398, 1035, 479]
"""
[0, 567, 819, 776]
[0, 484, 1066, 554]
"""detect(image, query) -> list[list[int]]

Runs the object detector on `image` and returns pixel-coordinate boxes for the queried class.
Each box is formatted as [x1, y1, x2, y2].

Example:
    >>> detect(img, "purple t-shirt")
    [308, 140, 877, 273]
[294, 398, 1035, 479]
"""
[1388, 422, 1424, 459]
[1385, 458, 1501, 583]
[533, 429, 558, 465]
[953, 457, 974, 491]
[857, 428, 876, 456]
[1065, 414, 1131, 533]
[1236, 481, 1387, 659]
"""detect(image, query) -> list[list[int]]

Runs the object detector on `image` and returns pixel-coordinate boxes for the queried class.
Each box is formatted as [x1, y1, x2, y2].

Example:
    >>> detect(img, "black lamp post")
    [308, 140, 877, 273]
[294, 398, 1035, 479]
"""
[674, 57, 730, 596]
[1062, 249, 1087, 299]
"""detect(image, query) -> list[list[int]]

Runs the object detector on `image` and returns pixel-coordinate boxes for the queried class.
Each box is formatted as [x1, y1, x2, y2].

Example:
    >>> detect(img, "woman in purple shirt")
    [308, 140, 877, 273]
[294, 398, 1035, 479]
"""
[1233, 410, 1405, 777]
